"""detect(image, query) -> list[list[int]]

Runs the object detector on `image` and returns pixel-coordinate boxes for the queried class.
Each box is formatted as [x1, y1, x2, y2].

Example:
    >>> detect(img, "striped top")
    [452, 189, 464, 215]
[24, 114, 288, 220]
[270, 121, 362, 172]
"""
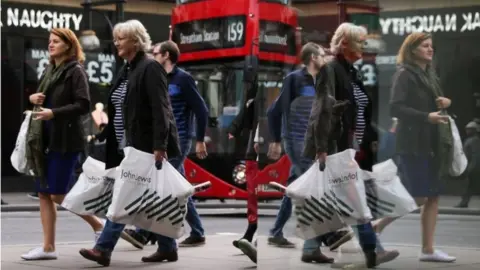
[352, 82, 369, 144]
[111, 76, 128, 145]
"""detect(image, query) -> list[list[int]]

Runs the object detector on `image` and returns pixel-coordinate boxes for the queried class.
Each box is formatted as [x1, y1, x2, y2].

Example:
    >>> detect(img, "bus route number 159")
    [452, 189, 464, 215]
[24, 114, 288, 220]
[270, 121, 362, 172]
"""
[227, 21, 244, 43]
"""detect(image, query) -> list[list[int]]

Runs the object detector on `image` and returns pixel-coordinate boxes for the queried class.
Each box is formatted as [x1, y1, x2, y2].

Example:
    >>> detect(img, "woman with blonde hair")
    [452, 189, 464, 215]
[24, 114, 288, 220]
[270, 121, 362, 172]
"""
[376, 32, 456, 262]
[21, 28, 105, 260]
[79, 19, 181, 267]
[323, 22, 399, 268]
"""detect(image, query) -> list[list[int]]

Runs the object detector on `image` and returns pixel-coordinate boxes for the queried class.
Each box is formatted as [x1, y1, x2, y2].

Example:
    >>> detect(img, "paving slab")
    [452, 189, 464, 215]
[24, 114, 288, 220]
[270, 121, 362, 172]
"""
[1, 235, 256, 270]
[258, 236, 480, 270]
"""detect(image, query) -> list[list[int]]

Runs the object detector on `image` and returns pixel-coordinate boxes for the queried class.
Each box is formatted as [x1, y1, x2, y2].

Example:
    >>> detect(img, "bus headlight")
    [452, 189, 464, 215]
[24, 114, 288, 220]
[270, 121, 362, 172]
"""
[232, 163, 246, 185]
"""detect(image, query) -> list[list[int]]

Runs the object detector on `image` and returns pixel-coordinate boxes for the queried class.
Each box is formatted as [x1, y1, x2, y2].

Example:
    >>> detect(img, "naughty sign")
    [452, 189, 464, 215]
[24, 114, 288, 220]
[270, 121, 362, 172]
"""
[380, 8, 480, 36]
[1, 7, 83, 31]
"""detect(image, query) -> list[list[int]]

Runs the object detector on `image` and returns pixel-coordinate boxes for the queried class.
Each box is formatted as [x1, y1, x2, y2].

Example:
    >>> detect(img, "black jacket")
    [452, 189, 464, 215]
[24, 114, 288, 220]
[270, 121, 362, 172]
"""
[98, 52, 181, 169]
[303, 65, 349, 159]
[227, 78, 261, 160]
[390, 65, 438, 156]
[39, 60, 91, 153]
[328, 55, 378, 168]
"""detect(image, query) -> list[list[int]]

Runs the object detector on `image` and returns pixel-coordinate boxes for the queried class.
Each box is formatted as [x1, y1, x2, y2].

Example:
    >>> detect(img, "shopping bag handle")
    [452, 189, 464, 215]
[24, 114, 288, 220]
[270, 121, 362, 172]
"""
[269, 181, 287, 192]
[155, 160, 163, 170]
[319, 161, 326, 172]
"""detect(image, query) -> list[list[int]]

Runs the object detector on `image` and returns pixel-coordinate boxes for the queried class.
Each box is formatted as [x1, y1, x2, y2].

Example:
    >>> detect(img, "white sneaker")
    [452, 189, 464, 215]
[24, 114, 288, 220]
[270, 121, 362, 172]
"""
[419, 249, 456, 262]
[21, 247, 58, 260]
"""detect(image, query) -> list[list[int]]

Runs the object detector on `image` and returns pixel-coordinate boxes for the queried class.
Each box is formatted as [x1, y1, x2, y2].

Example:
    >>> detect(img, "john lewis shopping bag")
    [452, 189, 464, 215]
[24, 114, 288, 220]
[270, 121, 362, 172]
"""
[272, 161, 345, 240]
[323, 149, 372, 224]
[11, 111, 32, 174]
[362, 159, 418, 219]
[106, 147, 195, 239]
[449, 116, 468, 176]
[61, 157, 116, 218]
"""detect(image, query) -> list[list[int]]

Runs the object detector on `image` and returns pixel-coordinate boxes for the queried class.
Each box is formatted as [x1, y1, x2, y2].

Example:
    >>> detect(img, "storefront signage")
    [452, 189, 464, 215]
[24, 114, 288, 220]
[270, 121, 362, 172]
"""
[354, 59, 377, 87]
[1, 7, 83, 31]
[27, 49, 115, 85]
[259, 20, 296, 56]
[380, 11, 480, 36]
[172, 15, 246, 53]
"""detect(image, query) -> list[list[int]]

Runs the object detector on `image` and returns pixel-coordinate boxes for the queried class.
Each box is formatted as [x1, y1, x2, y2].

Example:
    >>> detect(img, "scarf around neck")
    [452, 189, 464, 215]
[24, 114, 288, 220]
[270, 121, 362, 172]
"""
[25, 61, 75, 183]
[402, 63, 453, 176]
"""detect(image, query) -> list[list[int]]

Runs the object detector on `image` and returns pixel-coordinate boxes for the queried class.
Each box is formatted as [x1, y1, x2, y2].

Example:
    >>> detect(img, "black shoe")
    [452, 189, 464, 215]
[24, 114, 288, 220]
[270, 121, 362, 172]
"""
[301, 249, 334, 264]
[238, 239, 257, 263]
[1, 199, 7, 205]
[325, 230, 354, 251]
[79, 248, 111, 267]
[141, 250, 178, 262]
[179, 236, 206, 247]
[123, 229, 147, 248]
[267, 236, 295, 248]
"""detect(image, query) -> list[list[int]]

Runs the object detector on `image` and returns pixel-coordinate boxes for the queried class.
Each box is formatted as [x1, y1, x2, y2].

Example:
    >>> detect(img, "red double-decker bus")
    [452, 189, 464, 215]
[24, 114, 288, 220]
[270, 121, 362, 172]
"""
[170, 0, 300, 201]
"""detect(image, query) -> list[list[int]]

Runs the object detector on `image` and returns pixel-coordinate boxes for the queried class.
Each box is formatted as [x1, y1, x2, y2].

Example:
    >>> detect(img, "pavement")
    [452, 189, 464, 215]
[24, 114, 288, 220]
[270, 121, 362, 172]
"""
[2, 235, 256, 269]
[2, 210, 480, 269]
[260, 237, 480, 269]
[2, 193, 480, 216]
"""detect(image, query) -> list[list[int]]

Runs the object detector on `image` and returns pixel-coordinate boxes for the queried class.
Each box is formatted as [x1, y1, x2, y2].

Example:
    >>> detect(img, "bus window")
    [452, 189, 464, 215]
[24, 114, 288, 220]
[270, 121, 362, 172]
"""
[259, 0, 290, 5]
[176, 0, 205, 5]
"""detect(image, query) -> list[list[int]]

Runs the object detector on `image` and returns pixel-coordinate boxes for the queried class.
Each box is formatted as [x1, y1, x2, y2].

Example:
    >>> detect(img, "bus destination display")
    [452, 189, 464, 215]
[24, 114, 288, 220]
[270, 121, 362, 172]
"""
[172, 15, 246, 53]
[259, 20, 296, 56]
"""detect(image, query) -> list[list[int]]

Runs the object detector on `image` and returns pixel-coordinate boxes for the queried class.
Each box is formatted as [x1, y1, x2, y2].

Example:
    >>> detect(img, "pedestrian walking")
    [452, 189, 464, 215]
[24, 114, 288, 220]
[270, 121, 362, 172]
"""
[227, 73, 262, 264]
[375, 32, 456, 262]
[20, 28, 105, 261]
[123, 40, 209, 248]
[323, 22, 399, 268]
[79, 20, 182, 266]
[266, 42, 346, 263]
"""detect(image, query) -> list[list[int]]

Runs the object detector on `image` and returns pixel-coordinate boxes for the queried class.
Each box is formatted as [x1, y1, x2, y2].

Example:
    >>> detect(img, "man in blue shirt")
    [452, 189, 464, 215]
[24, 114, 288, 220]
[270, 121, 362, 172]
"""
[266, 42, 352, 263]
[125, 40, 209, 248]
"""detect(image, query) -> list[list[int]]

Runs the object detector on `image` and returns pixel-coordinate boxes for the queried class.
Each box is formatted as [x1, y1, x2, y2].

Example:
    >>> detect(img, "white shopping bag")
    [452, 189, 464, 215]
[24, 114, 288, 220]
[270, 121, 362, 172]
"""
[363, 159, 418, 219]
[280, 161, 345, 240]
[106, 147, 195, 239]
[11, 111, 33, 174]
[323, 149, 372, 224]
[449, 117, 468, 176]
[61, 157, 116, 218]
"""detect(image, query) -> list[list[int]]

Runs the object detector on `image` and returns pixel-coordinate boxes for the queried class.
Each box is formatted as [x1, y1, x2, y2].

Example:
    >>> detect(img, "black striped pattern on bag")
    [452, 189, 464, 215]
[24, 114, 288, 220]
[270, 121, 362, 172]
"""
[364, 179, 395, 219]
[294, 192, 354, 227]
[83, 190, 113, 216]
[123, 189, 186, 226]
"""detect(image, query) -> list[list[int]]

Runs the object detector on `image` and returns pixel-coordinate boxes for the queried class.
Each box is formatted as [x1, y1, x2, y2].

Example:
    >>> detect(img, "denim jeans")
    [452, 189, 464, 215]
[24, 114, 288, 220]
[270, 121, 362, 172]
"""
[135, 140, 204, 239]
